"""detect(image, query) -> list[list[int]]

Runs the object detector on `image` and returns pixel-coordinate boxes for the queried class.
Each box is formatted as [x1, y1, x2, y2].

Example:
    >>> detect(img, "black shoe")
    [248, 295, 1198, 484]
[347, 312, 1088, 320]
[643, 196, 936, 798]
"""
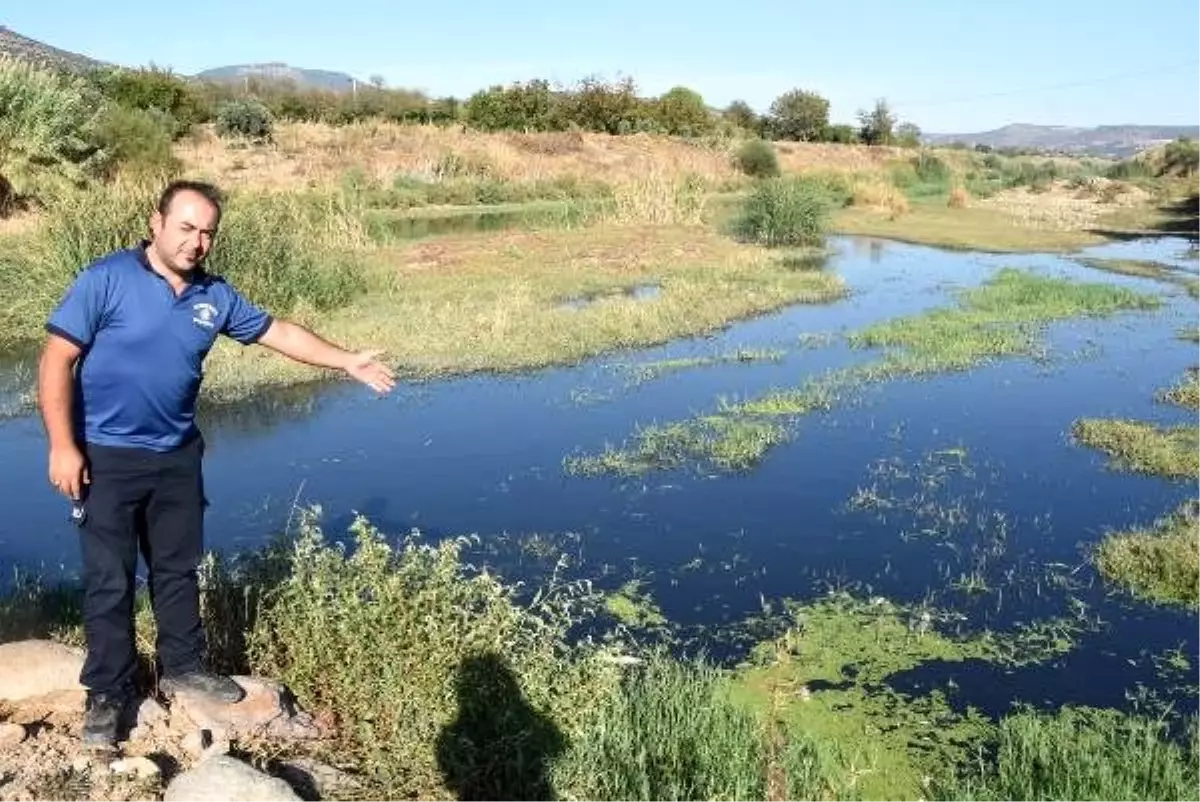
[161, 670, 245, 704]
[81, 690, 127, 750]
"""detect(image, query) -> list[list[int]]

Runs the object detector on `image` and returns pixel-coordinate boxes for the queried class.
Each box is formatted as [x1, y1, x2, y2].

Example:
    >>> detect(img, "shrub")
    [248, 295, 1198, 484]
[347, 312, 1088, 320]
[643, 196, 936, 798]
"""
[92, 104, 181, 180]
[948, 186, 970, 208]
[0, 56, 105, 206]
[89, 66, 204, 134]
[246, 509, 622, 798]
[733, 139, 780, 178]
[730, 177, 832, 247]
[215, 99, 274, 141]
[1161, 137, 1199, 177]
[913, 151, 951, 183]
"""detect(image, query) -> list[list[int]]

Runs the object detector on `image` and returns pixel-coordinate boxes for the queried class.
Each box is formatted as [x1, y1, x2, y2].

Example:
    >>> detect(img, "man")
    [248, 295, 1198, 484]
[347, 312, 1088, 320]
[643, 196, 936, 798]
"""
[37, 180, 396, 749]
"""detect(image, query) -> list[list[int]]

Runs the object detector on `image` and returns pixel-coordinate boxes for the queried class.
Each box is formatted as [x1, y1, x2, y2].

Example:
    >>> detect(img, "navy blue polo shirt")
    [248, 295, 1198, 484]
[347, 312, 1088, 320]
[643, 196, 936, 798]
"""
[46, 242, 273, 452]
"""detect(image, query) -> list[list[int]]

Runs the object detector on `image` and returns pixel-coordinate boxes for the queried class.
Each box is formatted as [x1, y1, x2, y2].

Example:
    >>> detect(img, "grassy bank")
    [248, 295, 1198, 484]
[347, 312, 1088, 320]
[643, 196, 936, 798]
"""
[570, 268, 1160, 476]
[3, 509, 1196, 801]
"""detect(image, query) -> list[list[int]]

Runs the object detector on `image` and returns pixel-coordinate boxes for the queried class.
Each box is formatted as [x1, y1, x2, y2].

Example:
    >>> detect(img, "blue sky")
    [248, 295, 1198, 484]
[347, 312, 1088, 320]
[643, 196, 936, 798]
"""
[6, 1, 1198, 132]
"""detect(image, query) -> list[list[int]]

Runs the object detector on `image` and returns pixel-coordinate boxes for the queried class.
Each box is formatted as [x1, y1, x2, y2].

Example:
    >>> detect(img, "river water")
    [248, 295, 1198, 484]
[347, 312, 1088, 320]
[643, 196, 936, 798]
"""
[1, 233, 1196, 713]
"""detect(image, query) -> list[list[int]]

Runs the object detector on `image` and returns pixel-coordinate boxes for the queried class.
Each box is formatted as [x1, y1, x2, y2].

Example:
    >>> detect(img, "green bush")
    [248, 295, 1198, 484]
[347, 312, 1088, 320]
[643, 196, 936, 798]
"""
[0, 56, 105, 206]
[730, 176, 832, 247]
[89, 66, 204, 134]
[1161, 138, 1199, 177]
[913, 151, 951, 183]
[92, 105, 181, 180]
[245, 509, 622, 798]
[215, 99, 274, 141]
[938, 706, 1199, 801]
[733, 139, 781, 178]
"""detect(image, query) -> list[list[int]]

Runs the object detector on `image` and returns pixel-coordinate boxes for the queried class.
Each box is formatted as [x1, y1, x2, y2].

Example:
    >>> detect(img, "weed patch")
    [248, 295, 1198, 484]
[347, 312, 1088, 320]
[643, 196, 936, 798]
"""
[1094, 501, 1199, 608]
[1072, 419, 1199, 480]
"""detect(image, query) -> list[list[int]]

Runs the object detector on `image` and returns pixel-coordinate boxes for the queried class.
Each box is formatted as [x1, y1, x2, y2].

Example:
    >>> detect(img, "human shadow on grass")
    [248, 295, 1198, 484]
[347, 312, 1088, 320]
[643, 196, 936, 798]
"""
[436, 652, 566, 801]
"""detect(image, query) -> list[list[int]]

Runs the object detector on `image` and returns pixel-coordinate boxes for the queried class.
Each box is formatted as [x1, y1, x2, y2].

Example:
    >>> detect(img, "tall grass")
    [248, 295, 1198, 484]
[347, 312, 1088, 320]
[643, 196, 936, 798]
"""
[552, 656, 833, 800]
[940, 706, 1199, 801]
[0, 182, 371, 348]
[730, 176, 832, 247]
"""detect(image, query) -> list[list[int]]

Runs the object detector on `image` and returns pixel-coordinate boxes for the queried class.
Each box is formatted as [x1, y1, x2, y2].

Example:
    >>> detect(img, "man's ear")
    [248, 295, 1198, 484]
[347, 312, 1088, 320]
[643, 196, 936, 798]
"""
[149, 211, 163, 237]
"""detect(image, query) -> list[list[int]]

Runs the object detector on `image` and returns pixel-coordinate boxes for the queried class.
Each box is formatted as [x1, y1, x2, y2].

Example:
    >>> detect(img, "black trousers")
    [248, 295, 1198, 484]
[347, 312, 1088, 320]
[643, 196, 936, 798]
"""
[78, 435, 207, 693]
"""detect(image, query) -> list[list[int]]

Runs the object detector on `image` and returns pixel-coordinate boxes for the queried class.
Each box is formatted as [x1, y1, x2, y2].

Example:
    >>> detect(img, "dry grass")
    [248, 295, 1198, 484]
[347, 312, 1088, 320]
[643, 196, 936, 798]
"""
[831, 205, 1110, 253]
[849, 176, 910, 218]
[200, 223, 845, 402]
[948, 186, 971, 209]
[177, 122, 744, 190]
[977, 179, 1151, 230]
[176, 122, 932, 194]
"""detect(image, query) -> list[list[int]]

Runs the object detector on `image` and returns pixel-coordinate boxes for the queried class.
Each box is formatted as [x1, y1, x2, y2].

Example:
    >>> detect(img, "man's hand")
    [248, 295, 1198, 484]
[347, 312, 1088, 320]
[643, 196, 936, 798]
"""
[345, 349, 397, 394]
[49, 444, 89, 500]
[257, 322, 397, 394]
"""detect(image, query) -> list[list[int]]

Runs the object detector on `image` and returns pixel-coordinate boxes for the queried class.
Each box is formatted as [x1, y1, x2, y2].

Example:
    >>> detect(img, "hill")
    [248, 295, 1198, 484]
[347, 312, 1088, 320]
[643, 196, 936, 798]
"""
[196, 63, 363, 92]
[924, 123, 1200, 158]
[0, 25, 102, 72]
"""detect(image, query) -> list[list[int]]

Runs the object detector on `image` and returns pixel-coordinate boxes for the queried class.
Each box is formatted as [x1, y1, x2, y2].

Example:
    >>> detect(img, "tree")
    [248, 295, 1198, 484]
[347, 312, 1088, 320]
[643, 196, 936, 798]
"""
[858, 99, 896, 146]
[654, 86, 711, 136]
[895, 122, 922, 148]
[724, 100, 760, 134]
[766, 89, 829, 142]
[369, 74, 386, 89]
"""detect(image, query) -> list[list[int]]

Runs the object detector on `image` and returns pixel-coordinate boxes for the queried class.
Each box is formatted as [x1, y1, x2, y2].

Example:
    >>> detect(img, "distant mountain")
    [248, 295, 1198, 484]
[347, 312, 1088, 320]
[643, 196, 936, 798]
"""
[196, 63, 363, 92]
[0, 25, 103, 72]
[924, 123, 1200, 158]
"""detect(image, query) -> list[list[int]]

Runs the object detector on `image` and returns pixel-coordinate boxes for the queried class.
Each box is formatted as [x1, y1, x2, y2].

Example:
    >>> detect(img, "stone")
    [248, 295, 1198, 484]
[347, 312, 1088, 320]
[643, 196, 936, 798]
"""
[163, 755, 301, 802]
[179, 730, 210, 759]
[167, 676, 321, 744]
[5, 689, 86, 726]
[110, 756, 161, 780]
[0, 640, 85, 701]
[136, 697, 169, 729]
[0, 722, 27, 749]
[71, 755, 93, 773]
[276, 757, 362, 799]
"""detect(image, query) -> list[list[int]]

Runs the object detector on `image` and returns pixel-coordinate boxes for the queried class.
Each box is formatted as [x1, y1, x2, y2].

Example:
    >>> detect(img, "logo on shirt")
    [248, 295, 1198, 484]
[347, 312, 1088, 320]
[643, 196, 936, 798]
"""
[192, 302, 218, 329]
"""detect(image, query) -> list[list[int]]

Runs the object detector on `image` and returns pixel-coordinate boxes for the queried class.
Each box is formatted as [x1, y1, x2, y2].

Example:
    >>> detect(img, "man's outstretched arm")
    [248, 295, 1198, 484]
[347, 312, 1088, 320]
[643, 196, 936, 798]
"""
[256, 319, 397, 394]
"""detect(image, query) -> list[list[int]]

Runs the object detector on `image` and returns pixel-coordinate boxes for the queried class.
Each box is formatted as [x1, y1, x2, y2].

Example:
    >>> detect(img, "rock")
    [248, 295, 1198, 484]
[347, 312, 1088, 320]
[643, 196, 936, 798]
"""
[180, 730, 210, 759]
[163, 755, 300, 801]
[276, 757, 362, 799]
[0, 722, 27, 749]
[110, 756, 161, 780]
[71, 755, 93, 773]
[5, 689, 86, 726]
[167, 676, 321, 744]
[0, 640, 85, 701]
[136, 697, 169, 728]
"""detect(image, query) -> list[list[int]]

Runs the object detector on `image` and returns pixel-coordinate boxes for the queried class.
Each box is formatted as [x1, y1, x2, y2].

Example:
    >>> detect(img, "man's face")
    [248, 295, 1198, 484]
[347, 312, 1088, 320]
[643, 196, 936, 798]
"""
[149, 190, 220, 273]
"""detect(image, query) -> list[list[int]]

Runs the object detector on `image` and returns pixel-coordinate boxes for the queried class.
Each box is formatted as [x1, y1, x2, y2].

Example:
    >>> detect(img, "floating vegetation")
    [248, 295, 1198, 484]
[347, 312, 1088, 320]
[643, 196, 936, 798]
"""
[1094, 501, 1199, 608]
[568, 268, 1161, 476]
[1072, 419, 1199, 480]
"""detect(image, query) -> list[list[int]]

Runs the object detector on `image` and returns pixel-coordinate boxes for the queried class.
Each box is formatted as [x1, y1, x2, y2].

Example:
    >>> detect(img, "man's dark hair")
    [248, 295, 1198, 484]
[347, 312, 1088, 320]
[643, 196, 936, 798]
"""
[157, 180, 223, 220]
